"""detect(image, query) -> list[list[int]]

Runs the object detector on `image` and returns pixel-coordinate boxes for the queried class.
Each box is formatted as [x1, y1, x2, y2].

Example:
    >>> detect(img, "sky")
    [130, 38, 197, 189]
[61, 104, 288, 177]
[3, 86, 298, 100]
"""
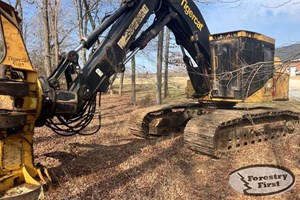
[4, 0, 299, 73]
[199, 0, 300, 47]
[12, 0, 300, 49]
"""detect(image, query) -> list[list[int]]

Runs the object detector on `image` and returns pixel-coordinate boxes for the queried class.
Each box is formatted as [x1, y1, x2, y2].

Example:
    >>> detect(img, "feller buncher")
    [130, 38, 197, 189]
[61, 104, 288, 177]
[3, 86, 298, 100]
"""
[0, 0, 298, 199]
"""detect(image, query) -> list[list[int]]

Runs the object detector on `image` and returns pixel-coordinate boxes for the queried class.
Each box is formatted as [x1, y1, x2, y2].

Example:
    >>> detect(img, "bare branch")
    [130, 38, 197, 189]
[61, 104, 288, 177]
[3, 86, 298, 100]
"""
[261, 0, 292, 8]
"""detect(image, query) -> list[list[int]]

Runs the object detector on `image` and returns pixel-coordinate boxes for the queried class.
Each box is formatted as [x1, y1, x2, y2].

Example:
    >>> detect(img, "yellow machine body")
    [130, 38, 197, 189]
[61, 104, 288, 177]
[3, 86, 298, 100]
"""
[0, 2, 50, 199]
[186, 71, 289, 103]
[186, 32, 289, 104]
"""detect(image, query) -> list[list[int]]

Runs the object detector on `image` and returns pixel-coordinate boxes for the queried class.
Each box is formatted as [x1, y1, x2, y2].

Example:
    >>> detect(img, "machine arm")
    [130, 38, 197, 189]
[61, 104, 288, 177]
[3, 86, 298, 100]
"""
[165, 0, 211, 97]
[38, 0, 212, 133]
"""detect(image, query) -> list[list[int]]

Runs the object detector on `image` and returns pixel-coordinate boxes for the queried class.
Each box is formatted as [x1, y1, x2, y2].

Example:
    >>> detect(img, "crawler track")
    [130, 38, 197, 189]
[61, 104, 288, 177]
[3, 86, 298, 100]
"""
[127, 104, 300, 157]
[127, 103, 201, 137]
[184, 109, 300, 157]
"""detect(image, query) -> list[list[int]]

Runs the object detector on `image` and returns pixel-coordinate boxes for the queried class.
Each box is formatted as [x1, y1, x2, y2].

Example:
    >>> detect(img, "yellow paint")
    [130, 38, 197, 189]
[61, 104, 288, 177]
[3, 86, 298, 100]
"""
[23, 96, 38, 110]
[273, 72, 289, 101]
[201, 93, 242, 103]
[0, 3, 49, 195]
[35, 79, 43, 120]
[274, 56, 282, 64]
[181, 0, 204, 31]
[209, 30, 275, 45]
[0, 95, 13, 110]
[205, 97, 242, 103]
[1, 135, 34, 189]
[244, 58, 288, 102]
[117, 4, 149, 49]
[237, 31, 275, 44]
[1, 16, 33, 71]
[22, 166, 40, 186]
[186, 74, 289, 103]
[244, 79, 273, 102]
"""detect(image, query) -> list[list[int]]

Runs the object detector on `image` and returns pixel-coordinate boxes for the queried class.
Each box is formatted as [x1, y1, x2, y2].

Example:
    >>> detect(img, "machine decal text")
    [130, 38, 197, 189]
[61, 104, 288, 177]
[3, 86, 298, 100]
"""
[117, 4, 149, 49]
[95, 68, 103, 77]
[181, 0, 204, 31]
[7, 56, 29, 67]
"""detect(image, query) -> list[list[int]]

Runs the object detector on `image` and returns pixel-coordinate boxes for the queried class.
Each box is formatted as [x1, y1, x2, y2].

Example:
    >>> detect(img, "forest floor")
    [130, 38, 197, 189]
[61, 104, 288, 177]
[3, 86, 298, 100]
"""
[34, 77, 300, 200]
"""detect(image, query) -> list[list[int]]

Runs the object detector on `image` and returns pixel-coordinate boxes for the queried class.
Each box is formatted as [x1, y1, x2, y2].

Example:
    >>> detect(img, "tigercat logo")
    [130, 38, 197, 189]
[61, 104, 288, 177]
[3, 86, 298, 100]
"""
[181, 0, 204, 31]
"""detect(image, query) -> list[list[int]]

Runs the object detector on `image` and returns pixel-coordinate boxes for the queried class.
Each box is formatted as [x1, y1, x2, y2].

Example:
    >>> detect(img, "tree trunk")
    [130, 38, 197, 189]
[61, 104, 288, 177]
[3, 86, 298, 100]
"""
[15, 0, 27, 43]
[119, 72, 124, 95]
[53, 0, 60, 66]
[131, 55, 136, 103]
[164, 28, 170, 98]
[42, 0, 51, 77]
[109, 74, 117, 94]
[83, 0, 102, 56]
[156, 29, 164, 105]
[83, 0, 96, 30]
[15, 0, 23, 34]
[74, 0, 87, 63]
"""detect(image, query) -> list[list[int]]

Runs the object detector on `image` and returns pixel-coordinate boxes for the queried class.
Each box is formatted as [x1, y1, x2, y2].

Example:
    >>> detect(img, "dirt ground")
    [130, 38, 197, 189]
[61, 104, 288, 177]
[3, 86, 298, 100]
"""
[34, 78, 300, 200]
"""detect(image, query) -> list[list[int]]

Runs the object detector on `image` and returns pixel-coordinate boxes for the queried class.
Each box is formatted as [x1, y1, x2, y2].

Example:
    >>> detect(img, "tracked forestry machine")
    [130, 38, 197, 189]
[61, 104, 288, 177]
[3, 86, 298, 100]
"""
[0, 0, 298, 199]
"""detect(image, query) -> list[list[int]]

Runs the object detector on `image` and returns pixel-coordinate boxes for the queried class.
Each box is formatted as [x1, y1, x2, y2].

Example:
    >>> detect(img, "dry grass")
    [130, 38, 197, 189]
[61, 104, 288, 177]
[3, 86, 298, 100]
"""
[111, 76, 189, 103]
[290, 76, 300, 80]
[33, 77, 300, 200]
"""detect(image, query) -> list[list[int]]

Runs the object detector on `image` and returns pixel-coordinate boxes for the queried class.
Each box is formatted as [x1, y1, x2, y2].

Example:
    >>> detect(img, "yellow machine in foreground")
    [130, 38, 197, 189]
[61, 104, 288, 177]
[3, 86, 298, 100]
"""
[0, 2, 50, 199]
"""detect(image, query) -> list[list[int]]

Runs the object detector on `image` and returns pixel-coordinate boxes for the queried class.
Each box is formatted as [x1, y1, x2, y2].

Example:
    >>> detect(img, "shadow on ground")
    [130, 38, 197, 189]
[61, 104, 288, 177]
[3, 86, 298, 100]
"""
[44, 136, 181, 191]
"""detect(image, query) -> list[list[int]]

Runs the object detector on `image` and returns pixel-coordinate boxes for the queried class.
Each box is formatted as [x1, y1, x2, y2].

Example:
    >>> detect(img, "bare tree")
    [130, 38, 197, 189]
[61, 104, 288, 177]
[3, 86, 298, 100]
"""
[82, 0, 98, 62]
[131, 55, 136, 103]
[73, 0, 112, 62]
[42, 0, 51, 76]
[156, 29, 164, 105]
[74, 0, 87, 62]
[14, 1, 23, 32]
[108, 74, 117, 94]
[49, 0, 60, 66]
[83, 0, 96, 30]
[163, 28, 170, 98]
[119, 72, 124, 95]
